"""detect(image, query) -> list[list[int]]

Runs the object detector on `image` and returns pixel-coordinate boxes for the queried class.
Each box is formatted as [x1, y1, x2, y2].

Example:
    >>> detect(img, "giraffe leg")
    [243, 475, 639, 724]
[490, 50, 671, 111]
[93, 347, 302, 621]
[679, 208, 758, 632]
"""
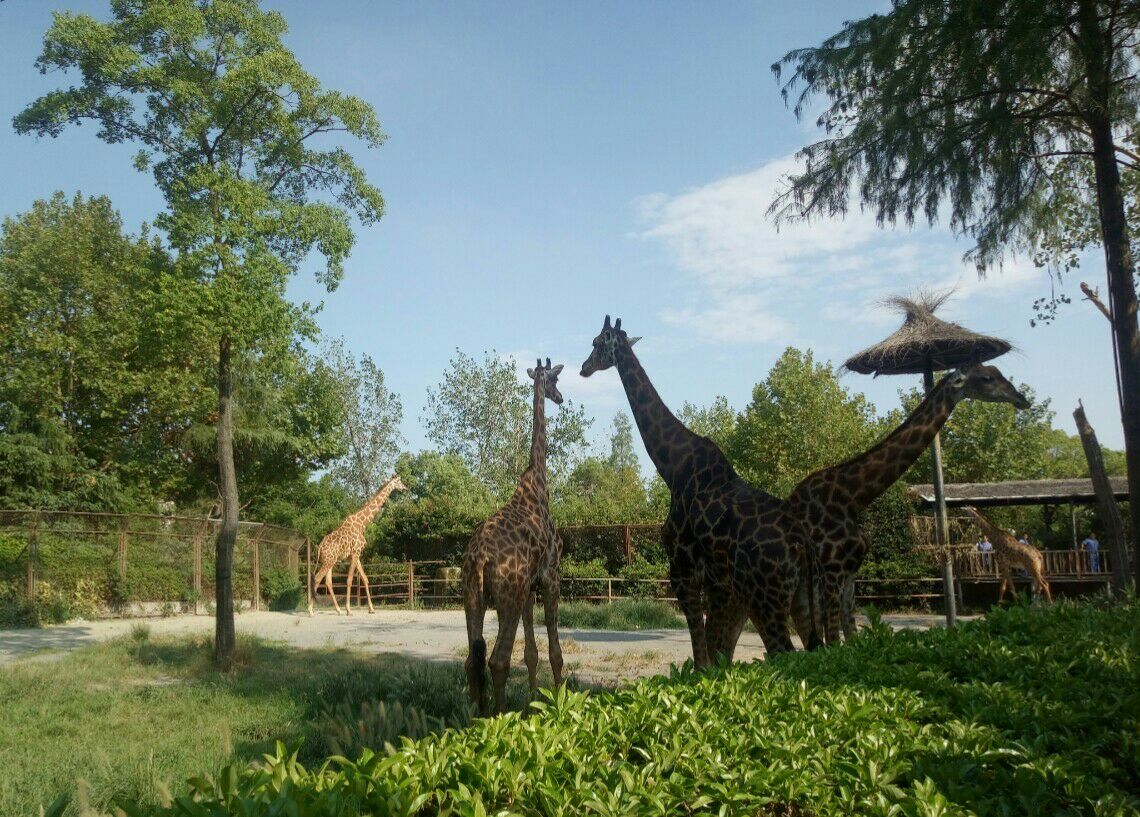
[310, 564, 331, 615]
[541, 554, 564, 688]
[521, 598, 539, 704]
[820, 570, 844, 646]
[343, 561, 354, 616]
[489, 600, 523, 715]
[463, 558, 489, 717]
[754, 608, 795, 657]
[996, 570, 1012, 604]
[841, 577, 857, 641]
[322, 564, 344, 615]
[663, 512, 709, 668]
[1032, 562, 1052, 602]
[354, 558, 376, 613]
[705, 596, 745, 663]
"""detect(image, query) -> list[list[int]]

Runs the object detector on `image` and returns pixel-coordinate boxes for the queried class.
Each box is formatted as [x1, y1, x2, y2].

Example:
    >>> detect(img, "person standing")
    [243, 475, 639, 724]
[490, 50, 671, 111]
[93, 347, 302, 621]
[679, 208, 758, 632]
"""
[1081, 533, 1101, 573]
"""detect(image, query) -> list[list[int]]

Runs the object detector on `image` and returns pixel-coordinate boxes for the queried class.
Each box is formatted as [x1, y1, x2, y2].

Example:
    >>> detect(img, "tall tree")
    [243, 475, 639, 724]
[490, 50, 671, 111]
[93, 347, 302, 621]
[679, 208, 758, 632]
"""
[727, 348, 889, 495]
[16, 0, 385, 666]
[606, 412, 639, 472]
[423, 350, 591, 498]
[773, 0, 1140, 585]
[321, 338, 405, 500]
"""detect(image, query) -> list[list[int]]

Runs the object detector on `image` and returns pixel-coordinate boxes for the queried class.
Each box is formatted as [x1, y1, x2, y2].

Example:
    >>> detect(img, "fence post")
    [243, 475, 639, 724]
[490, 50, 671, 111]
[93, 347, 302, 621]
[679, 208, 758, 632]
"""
[26, 512, 40, 601]
[118, 518, 129, 585]
[407, 560, 415, 607]
[624, 525, 633, 566]
[252, 539, 261, 612]
[305, 537, 313, 613]
[607, 577, 612, 603]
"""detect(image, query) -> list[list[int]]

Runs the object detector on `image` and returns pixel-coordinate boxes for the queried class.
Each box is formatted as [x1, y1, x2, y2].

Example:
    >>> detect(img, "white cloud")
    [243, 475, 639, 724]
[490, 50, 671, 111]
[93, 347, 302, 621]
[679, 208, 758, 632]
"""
[634, 154, 1049, 346]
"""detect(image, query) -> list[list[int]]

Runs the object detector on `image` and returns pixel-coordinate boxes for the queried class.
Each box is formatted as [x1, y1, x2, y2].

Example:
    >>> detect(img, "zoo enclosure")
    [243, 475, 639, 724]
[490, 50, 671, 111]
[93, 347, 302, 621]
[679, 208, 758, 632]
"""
[0, 510, 307, 611]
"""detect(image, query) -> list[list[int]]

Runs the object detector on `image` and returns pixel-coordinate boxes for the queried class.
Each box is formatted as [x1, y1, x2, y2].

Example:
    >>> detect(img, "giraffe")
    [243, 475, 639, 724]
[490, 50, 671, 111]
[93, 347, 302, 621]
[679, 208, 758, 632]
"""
[786, 364, 1030, 644]
[463, 358, 566, 716]
[308, 474, 407, 616]
[580, 316, 819, 666]
[962, 505, 1052, 603]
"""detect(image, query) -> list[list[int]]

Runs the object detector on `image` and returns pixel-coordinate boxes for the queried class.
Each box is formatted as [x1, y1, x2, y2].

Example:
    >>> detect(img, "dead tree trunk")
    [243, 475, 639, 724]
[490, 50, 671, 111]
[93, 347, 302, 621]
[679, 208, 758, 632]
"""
[1074, 401, 1130, 597]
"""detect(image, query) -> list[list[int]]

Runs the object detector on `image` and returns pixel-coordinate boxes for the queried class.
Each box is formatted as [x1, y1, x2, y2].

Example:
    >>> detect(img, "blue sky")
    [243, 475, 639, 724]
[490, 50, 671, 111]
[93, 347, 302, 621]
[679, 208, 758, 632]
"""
[0, 1, 1124, 473]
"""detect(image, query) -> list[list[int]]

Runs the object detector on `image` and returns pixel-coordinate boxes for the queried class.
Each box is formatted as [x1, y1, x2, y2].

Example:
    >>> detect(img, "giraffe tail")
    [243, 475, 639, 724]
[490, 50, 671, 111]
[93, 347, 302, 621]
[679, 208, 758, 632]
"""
[469, 636, 488, 708]
[805, 540, 824, 651]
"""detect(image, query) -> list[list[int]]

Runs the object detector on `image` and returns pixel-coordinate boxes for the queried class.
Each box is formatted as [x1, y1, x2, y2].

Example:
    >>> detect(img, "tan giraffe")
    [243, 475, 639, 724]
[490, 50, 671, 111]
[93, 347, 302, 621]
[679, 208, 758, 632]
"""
[785, 364, 1030, 644]
[581, 316, 820, 666]
[308, 474, 407, 616]
[463, 358, 565, 716]
[962, 506, 1052, 603]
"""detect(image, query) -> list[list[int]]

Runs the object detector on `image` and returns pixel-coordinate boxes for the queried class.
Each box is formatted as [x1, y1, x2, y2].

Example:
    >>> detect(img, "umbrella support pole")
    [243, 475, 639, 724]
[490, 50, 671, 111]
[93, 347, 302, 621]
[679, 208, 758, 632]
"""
[926, 366, 957, 627]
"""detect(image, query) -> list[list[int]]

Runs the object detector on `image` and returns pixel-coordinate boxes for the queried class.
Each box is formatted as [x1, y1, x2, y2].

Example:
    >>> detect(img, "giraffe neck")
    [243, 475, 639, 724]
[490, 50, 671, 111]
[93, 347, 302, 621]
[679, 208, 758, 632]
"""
[968, 511, 1015, 551]
[813, 379, 960, 509]
[353, 477, 400, 526]
[528, 372, 548, 483]
[614, 341, 706, 487]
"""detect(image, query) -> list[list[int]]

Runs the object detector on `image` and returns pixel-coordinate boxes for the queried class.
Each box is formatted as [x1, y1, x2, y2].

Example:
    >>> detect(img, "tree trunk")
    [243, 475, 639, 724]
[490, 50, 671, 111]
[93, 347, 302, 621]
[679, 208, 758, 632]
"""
[1073, 402, 1129, 596]
[214, 334, 239, 668]
[1078, 0, 1140, 589]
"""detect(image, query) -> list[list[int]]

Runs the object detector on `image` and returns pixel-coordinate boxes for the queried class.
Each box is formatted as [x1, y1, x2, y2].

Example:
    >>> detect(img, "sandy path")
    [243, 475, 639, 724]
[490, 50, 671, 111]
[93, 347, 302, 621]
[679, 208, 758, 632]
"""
[0, 609, 964, 681]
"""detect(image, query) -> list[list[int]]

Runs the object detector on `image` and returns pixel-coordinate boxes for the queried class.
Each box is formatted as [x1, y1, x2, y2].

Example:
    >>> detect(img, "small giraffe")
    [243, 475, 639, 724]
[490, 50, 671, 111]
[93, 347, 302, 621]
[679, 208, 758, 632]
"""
[962, 506, 1052, 603]
[581, 316, 818, 665]
[786, 364, 1030, 644]
[309, 474, 407, 616]
[463, 358, 565, 716]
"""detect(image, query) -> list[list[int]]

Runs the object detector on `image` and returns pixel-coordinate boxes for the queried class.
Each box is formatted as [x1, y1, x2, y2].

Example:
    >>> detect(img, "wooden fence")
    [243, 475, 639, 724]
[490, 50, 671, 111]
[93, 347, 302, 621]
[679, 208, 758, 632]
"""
[0, 510, 306, 611]
[934, 545, 1116, 581]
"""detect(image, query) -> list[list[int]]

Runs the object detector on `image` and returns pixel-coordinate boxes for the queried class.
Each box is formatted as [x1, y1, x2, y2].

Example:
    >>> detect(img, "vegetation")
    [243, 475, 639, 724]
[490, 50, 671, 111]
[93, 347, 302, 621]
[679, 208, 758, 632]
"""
[771, 0, 1140, 587]
[16, 0, 387, 667]
[544, 598, 684, 630]
[80, 599, 1140, 817]
[0, 633, 548, 817]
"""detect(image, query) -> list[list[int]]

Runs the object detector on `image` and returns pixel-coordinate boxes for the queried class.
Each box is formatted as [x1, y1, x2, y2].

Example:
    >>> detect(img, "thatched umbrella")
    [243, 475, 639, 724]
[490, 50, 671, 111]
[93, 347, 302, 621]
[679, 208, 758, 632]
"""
[845, 291, 1013, 626]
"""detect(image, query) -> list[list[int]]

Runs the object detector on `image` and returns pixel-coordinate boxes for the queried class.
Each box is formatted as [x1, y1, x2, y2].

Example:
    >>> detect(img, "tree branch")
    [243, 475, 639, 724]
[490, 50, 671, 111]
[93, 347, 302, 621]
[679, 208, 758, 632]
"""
[1081, 281, 1114, 321]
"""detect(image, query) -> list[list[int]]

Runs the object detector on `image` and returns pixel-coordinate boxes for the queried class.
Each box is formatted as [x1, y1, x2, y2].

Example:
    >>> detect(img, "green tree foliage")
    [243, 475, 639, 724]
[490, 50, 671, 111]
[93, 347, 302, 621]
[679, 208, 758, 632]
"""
[606, 413, 639, 472]
[250, 474, 356, 547]
[15, 0, 386, 666]
[677, 395, 737, 450]
[423, 350, 591, 498]
[374, 451, 497, 561]
[553, 458, 656, 527]
[0, 193, 209, 509]
[727, 348, 891, 495]
[772, 0, 1140, 584]
[320, 338, 405, 500]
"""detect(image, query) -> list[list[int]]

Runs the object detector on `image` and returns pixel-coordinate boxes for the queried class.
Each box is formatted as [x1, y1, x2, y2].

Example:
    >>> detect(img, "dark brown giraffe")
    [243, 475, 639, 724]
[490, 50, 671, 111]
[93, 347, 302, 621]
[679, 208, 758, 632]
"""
[462, 358, 565, 715]
[581, 316, 818, 664]
[787, 364, 1030, 643]
[962, 506, 1052, 603]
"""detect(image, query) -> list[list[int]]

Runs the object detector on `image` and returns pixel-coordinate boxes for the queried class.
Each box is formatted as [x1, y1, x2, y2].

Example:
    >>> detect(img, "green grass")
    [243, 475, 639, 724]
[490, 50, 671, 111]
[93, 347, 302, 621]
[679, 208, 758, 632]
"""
[0, 632, 548, 817]
[124, 599, 1140, 816]
[541, 598, 686, 630]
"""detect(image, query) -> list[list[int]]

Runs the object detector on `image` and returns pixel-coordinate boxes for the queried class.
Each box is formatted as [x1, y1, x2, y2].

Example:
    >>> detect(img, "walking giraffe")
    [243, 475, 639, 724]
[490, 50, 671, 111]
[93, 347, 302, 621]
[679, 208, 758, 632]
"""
[580, 316, 819, 665]
[786, 364, 1030, 644]
[463, 359, 565, 715]
[308, 474, 406, 615]
[962, 505, 1052, 603]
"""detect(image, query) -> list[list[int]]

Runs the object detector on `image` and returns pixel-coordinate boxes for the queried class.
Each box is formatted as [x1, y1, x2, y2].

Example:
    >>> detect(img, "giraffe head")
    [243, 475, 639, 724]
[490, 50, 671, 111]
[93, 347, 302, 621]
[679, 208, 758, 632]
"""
[580, 315, 641, 376]
[526, 358, 565, 404]
[944, 363, 1030, 410]
[389, 474, 408, 493]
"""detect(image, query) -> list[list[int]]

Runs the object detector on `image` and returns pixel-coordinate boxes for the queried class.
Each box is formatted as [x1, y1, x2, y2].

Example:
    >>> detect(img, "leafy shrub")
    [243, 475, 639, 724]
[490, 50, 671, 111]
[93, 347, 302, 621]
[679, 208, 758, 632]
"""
[120, 600, 1140, 816]
[544, 598, 683, 630]
[260, 566, 303, 611]
[617, 557, 668, 599]
[558, 558, 610, 599]
[0, 579, 102, 628]
[320, 699, 449, 759]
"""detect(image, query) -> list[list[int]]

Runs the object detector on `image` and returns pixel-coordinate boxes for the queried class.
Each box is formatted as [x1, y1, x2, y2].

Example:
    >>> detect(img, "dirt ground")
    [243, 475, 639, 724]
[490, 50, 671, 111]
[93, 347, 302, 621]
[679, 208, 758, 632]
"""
[0, 608, 967, 683]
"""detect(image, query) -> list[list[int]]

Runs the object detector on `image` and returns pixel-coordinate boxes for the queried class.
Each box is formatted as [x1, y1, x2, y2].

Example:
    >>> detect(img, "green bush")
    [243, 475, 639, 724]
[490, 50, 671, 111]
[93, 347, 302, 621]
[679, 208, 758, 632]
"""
[260, 566, 303, 611]
[545, 598, 684, 631]
[0, 578, 101, 628]
[558, 557, 611, 599]
[119, 599, 1139, 816]
[617, 557, 669, 599]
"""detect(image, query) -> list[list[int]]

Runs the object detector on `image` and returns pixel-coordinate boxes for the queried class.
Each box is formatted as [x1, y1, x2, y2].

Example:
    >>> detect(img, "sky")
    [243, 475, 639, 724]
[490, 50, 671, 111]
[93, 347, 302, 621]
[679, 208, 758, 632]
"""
[0, 1, 1125, 476]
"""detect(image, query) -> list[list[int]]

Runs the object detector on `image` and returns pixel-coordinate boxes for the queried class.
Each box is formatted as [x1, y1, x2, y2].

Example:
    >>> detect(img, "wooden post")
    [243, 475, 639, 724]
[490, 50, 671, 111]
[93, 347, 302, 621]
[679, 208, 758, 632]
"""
[925, 366, 957, 627]
[1074, 402, 1130, 596]
[117, 518, 129, 585]
[407, 560, 415, 606]
[251, 540, 261, 611]
[26, 513, 39, 601]
[607, 577, 613, 603]
[1069, 502, 1078, 548]
[305, 537, 313, 613]
[623, 525, 633, 566]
